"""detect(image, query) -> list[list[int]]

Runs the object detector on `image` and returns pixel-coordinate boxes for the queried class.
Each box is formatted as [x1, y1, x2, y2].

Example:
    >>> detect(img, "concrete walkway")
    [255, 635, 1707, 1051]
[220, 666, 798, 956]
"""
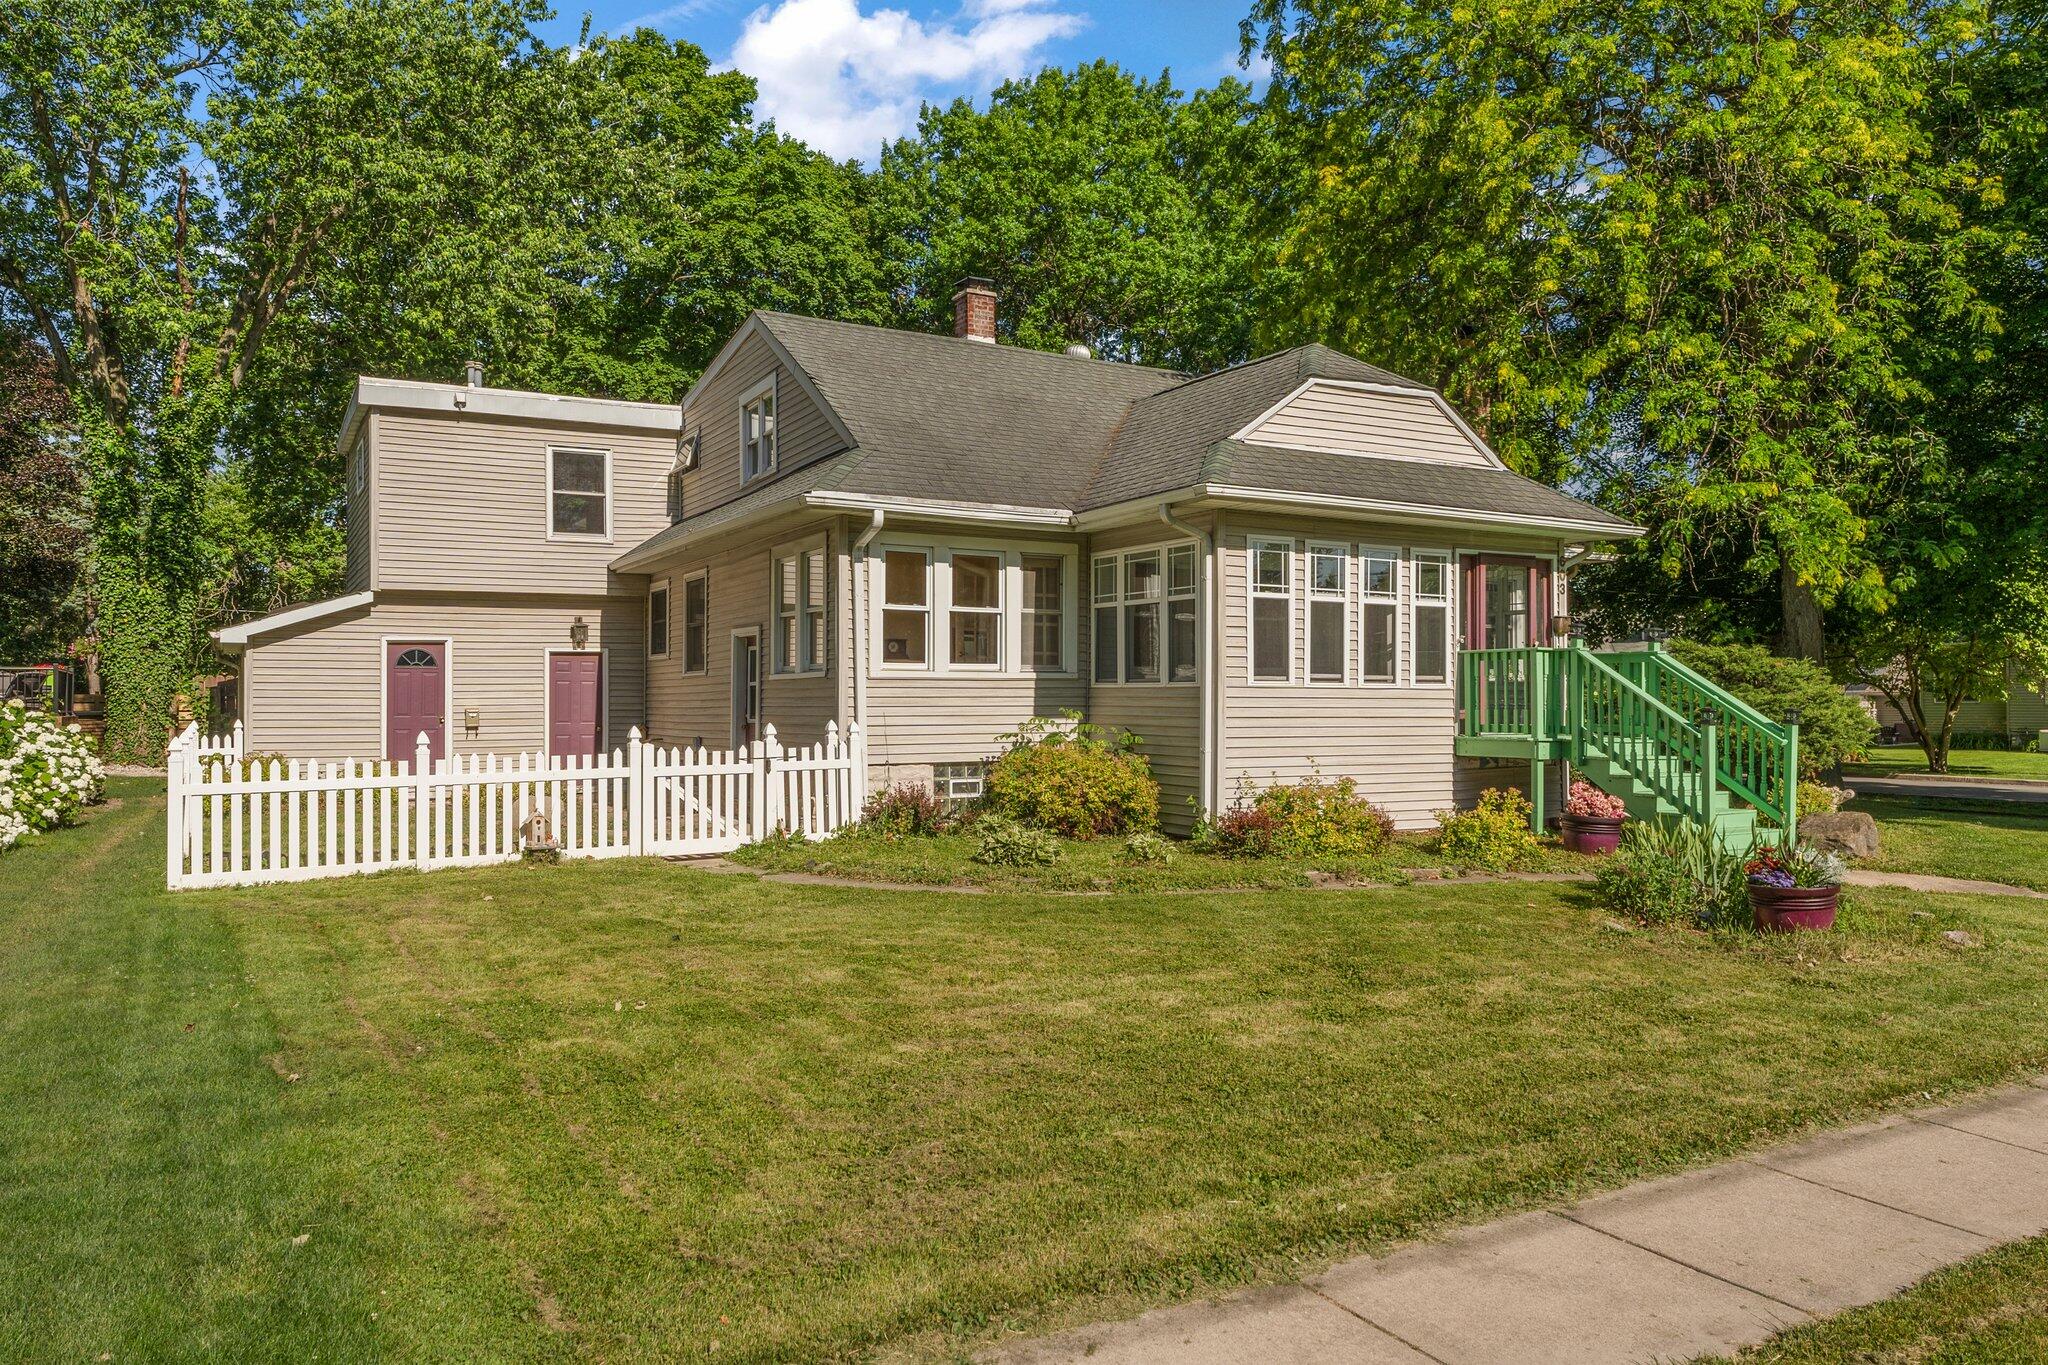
[1848, 773, 2048, 805]
[988, 1079, 2048, 1365]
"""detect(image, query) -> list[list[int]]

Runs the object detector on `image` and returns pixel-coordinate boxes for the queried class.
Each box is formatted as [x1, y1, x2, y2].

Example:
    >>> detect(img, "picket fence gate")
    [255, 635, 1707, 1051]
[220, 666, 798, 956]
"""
[165, 721, 866, 890]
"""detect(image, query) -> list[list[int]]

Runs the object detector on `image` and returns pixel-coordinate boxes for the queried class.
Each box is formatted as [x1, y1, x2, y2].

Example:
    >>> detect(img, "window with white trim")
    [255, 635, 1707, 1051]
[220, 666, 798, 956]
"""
[775, 555, 799, 673]
[804, 550, 827, 671]
[1412, 550, 1453, 684]
[933, 762, 985, 812]
[1360, 547, 1400, 684]
[1250, 537, 1293, 682]
[648, 579, 670, 660]
[773, 547, 828, 675]
[549, 447, 609, 537]
[350, 434, 366, 498]
[1308, 543, 1349, 683]
[949, 552, 1002, 666]
[1022, 555, 1065, 670]
[880, 549, 929, 666]
[682, 572, 708, 673]
[742, 384, 776, 482]
[1091, 541, 1197, 684]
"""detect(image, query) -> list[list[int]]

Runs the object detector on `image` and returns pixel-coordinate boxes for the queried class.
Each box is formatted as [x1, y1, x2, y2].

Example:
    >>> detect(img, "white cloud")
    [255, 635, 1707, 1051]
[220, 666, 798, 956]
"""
[611, 0, 720, 36]
[729, 0, 1087, 161]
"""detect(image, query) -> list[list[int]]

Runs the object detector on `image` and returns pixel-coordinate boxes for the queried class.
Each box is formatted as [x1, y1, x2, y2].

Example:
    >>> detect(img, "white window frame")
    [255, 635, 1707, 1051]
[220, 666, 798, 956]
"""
[1247, 534, 1295, 684]
[545, 444, 612, 542]
[740, 376, 777, 484]
[648, 577, 670, 661]
[1409, 548, 1456, 687]
[1090, 539, 1199, 686]
[679, 570, 710, 675]
[770, 538, 829, 677]
[871, 539, 1078, 678]
[946, 548, 1006, 671]
[1020, 553, 1068, 673]
[1306, 541, 1351, 685]
[803, 547, 828, 673]
[1358, 545, 1402, 687]
[350, 433, 366, 498]
[876, 545, 934, 672]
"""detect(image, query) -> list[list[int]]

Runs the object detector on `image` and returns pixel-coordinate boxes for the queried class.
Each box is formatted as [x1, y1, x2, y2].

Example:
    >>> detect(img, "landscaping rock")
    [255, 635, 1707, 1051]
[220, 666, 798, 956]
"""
[1942, 930, 1981, 949]
[1799, 811, 1880, 858]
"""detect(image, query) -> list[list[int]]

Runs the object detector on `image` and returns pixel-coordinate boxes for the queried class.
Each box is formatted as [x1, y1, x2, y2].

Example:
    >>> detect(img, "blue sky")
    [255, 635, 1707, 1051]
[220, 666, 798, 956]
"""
[536, 0, 1264, 161]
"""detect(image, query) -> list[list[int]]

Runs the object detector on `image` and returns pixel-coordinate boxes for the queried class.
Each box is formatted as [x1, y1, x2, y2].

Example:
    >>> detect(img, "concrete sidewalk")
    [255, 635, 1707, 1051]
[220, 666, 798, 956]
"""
[989, 1079, 2048, 1365]
[1848, 773, 2048, 804]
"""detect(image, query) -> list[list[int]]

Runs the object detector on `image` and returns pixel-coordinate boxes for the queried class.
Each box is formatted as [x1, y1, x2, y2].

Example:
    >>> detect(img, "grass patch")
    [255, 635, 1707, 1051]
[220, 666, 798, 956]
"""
[1846, 794, 2048, 891]
[1846, 746, 2048, 781]
[4, 782, 2048, 1361]
[1701, 1232, 2048, 1363]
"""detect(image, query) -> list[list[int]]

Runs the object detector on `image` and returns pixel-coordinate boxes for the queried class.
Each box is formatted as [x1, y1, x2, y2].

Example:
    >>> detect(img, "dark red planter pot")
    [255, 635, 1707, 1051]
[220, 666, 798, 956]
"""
[1749, 883, 1840, 933]
[1560, 814, 1625, 855]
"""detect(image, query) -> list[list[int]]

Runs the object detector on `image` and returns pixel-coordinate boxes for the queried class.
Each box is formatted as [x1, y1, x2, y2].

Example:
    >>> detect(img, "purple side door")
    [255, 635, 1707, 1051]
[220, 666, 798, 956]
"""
[386, 642, 446, 762]
[548, 652, 602, 756]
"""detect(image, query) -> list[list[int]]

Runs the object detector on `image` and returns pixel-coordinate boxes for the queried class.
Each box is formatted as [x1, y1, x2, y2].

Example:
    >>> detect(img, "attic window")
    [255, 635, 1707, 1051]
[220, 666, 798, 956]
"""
[742, 380, 776, 482]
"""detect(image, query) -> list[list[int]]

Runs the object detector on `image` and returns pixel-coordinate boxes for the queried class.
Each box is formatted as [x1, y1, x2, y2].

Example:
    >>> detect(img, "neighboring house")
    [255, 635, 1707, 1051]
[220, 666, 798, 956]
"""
[1848, 670, 2048, 745]
[217, 281, 1641, 831]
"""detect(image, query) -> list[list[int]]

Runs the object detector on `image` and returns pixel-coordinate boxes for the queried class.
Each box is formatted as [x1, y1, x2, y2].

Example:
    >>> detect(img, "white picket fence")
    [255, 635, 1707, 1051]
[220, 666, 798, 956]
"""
[165, 720, 866, 890]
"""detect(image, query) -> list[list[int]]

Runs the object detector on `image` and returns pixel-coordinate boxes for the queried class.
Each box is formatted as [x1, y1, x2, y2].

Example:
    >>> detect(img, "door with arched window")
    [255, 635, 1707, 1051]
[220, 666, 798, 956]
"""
[386, 641, 446, 762]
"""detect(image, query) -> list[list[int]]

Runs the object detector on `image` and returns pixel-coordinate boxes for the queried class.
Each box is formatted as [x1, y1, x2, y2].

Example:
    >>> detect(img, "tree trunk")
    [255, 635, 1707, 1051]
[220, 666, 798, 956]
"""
[1779, 557, 1826, 664]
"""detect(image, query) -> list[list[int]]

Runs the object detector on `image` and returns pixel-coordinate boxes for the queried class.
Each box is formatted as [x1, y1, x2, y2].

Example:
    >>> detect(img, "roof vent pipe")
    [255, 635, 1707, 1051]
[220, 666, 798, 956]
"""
[464, 359, 484, 387]
[1064, 343, 1091, 359]
[951, 277, 998, 344]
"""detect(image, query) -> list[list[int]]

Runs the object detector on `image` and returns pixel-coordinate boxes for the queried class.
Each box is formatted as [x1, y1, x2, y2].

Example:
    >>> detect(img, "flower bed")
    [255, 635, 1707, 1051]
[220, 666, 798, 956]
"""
[0, 700, 105, 852]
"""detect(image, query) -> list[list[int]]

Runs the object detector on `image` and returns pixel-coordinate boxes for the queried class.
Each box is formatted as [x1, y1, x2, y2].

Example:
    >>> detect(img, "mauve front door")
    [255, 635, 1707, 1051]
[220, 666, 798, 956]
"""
[548, 651, 602, 756]
[386, 642, 446, 762]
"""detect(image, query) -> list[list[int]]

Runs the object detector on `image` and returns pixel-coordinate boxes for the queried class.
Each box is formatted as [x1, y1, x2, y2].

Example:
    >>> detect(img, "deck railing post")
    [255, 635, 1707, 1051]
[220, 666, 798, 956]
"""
[1782, 714, 1801, 843]
[1697, 708, 1720, 823]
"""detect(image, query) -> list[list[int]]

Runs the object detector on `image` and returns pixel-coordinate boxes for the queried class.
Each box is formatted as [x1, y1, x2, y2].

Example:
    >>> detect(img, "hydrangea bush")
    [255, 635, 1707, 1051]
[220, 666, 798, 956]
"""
[0, 700, 105, 852]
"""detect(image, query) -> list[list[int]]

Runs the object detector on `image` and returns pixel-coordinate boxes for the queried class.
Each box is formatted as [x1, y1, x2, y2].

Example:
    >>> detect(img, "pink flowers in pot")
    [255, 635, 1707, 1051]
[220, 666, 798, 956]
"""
[1565, 780, 1628, 821]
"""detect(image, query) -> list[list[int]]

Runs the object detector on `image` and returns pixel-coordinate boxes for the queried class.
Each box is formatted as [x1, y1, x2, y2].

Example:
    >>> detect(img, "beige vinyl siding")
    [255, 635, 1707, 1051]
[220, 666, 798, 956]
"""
[1242, 383, 1494, 467]
[2008, 674, 2048, 737]
[680, 331, 844, 521]
[642, 518, 841, 750]
[239, 593, 644, 759]
[343, 416, 373, 592]
[371, 411, 674, 595]
[1085, 517, 1210, 832]
[1218, 516, 1564, 829]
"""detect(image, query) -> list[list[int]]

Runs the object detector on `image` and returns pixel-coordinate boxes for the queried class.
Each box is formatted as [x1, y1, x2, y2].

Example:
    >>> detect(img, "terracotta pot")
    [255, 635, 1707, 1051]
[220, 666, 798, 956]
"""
[1560, 813, 1625, 855]
[1748, 882, 1840, 932]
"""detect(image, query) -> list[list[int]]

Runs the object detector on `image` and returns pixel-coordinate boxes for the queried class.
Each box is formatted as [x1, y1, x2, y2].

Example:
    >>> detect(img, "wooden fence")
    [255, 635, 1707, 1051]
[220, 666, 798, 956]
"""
[165, 721, 865, 890]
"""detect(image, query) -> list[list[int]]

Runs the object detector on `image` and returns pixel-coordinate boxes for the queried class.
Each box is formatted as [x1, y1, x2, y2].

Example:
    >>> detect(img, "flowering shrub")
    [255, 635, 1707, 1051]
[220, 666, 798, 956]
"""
[0, 700, 105, 853]
[1193, 776, 1395, 860]
[1432, 788, 1540, 869]
[982, 713, 1158, 838]
[1746, 844, 1844, 890]
[1564, 780, 1627, 821]
[1191, 802, 1284, 858]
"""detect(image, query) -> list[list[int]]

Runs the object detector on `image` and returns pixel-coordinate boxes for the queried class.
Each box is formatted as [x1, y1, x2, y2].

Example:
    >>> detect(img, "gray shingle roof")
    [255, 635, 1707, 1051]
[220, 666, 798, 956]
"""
[633, 313, 1630, 553]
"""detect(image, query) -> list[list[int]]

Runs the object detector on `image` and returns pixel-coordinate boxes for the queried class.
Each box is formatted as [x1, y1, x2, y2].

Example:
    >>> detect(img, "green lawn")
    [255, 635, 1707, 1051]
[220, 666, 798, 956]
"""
[1847, 746, 2048, 781]
[6, 781, 2048, 1362]
[1848, 794, 2048, 891]
[1700, 1233, 2048, 1363]
[727, 826, 1595, 892]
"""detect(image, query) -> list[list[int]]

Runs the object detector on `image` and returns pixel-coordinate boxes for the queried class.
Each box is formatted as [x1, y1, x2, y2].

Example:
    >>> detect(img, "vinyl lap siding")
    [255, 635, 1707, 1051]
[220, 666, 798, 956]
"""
[1243, 384, 1492, 467]
[343, 416, 373, 592]
[866, 676, 1088, 778]
[372, 411, 673, 595]
[680, 331, 843, 521]
[240, 594, 645, 759]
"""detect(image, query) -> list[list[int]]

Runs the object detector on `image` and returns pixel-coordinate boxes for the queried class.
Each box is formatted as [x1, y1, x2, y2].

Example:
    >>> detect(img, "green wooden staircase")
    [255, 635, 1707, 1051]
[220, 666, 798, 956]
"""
[1455, 643, 1800, 848]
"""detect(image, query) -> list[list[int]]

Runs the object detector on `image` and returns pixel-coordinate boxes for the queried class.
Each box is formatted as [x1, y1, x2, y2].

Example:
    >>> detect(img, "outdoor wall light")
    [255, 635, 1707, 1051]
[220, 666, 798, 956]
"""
[570, 616, 590, 650]
[1550, 613, 1572, 640]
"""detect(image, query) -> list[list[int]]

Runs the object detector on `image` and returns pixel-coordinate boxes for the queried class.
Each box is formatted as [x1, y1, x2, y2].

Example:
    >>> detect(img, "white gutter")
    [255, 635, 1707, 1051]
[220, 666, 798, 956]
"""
[850, 509, 885, 738]
[1074, 484, 1643, 539]
[211, 591, 375, 649]
[1158, 501, 1219, 815]
[803, 491, 1072, 526]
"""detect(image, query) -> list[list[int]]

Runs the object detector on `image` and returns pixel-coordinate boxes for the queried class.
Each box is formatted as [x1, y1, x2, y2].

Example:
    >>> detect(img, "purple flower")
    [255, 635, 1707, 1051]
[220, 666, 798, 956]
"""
[1749, 869, 1796, 889]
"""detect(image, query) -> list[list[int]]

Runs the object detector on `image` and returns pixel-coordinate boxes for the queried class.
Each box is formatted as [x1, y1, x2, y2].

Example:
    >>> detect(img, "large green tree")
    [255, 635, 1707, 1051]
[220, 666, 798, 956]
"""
[0, 329, 84, 662]
[1248, 0, 1995, 659]
[877, 62, 1280, 370]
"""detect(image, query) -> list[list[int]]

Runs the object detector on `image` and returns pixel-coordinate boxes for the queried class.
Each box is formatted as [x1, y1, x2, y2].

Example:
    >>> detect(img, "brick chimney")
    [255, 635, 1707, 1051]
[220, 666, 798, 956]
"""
[952, 277, 997, 344]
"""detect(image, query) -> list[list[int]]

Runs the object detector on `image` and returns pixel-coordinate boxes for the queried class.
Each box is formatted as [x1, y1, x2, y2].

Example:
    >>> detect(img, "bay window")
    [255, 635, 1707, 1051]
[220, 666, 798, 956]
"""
[1361, 547, 1399, 684]
[1412, 550, 1453, 685]
[1308, 543, 1348, 683]
[1250, 537, 1292, 682]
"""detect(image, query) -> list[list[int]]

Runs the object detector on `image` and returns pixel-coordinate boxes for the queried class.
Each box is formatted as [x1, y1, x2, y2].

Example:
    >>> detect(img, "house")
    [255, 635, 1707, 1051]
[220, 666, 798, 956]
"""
[216, 281, 1648, 833]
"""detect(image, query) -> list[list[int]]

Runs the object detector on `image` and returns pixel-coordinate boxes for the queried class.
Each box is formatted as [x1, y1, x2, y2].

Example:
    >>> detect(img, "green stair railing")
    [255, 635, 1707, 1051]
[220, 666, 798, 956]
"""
[1567, 645, 1719, 824]
[1604, 646, 1799, 834]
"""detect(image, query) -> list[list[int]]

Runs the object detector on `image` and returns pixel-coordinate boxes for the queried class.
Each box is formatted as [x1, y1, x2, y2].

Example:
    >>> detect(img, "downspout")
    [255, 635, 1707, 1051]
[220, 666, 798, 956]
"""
[1159, 501, 1217, 815]
[851, 509, 885, 735]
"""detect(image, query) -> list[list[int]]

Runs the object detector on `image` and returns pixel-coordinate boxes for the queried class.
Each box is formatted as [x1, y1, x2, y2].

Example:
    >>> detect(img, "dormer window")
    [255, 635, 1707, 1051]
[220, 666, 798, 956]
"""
[741, 379, 776, 482]
[548, 446, 610, 539]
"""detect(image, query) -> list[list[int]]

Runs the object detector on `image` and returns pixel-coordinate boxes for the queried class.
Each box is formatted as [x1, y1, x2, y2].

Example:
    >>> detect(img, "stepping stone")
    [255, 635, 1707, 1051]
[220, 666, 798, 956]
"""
[1566, 1159, 1991, 1315]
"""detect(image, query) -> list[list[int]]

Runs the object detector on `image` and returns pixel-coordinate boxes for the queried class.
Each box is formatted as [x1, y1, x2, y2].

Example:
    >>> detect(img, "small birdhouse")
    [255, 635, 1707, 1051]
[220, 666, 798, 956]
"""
[520, 810, 558, 852]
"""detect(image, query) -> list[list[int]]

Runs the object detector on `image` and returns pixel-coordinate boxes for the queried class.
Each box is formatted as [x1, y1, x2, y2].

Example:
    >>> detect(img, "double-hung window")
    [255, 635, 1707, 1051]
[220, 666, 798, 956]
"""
[880, 549, 930, 665]
[774, 546, 828, 675]
[1250, 537, 1293, 682]
[1411, 550, 1453, 685]
[549, 447, 609, 537]
[648, 580, 670, 660]
[1166, 545, 1198, 682]
[1308, 543, 1349, 683]
[1360, 548, 1400, 684]
[948, 552, 1002, 666]
[682, 572, 708, 673]
[1022, 555, 1065, 670]
[741, 383, 776, 482]
[1091, 558, 1119, 683]
[1090, 542, 1197, 684]
[1123, 550, 1163, 682]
